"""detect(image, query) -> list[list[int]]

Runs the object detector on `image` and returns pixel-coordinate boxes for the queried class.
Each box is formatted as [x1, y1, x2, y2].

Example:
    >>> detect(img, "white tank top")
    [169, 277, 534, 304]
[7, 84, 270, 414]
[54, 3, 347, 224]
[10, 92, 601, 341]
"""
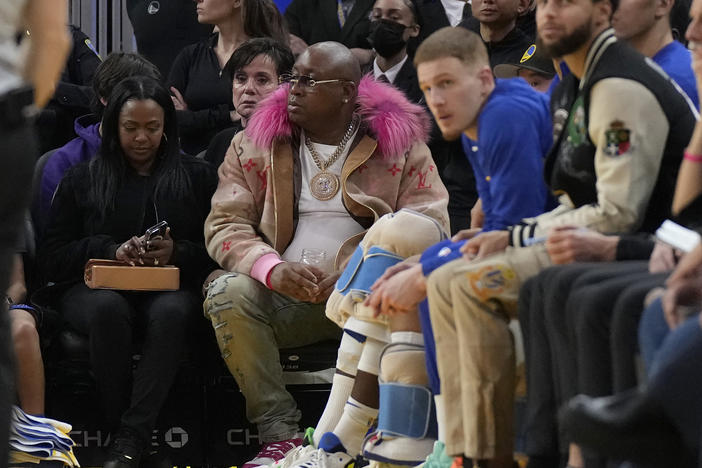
[281, 129, 365, 273]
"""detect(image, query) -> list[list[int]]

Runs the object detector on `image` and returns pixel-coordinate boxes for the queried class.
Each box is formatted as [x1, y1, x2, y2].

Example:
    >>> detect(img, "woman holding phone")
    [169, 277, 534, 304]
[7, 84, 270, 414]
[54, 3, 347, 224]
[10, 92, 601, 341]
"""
[38, 76, 217, 468]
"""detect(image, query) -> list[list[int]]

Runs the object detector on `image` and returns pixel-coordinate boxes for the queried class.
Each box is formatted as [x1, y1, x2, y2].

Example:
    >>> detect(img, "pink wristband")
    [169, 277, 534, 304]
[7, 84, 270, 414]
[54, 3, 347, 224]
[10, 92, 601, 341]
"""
[265, 269, 276, 289]
[684, 151, 702, 163]
[250, 253, 284, 289]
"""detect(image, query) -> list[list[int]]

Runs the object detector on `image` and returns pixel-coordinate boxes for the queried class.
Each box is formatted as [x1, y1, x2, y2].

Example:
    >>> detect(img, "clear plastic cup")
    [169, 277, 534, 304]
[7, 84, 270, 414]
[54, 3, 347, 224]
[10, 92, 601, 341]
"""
[300, 248, 327, 267]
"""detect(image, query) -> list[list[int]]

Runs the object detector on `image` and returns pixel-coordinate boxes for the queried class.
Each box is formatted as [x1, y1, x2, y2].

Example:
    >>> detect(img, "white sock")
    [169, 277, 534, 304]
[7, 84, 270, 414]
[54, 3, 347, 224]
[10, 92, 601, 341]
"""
[391, 331, 424, 345]
[434, 394, 445, 442]
[313, 372, 354, 447]
[333, 397, 378, 456]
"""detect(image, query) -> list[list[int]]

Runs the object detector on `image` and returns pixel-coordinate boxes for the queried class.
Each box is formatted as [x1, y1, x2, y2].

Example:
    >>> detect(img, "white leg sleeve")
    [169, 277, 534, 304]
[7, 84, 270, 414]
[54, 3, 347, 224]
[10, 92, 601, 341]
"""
[314, 331, 363, 447]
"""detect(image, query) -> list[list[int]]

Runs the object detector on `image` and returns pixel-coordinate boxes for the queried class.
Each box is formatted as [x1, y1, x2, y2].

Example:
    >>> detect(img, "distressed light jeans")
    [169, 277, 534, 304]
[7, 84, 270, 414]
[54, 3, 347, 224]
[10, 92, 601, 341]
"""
[204, 273, 341, 442]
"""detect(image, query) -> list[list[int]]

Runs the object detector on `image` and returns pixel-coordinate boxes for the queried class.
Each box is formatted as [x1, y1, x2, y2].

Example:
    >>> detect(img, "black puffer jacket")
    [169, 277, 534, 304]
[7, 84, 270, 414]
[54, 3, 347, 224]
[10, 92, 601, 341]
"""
[38, 154, 218, 291]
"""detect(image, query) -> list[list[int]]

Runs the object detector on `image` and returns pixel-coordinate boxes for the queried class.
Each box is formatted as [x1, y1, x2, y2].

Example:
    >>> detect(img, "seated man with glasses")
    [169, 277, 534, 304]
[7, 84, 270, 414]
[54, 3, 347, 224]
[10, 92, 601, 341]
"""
[203, 41, 450, 468]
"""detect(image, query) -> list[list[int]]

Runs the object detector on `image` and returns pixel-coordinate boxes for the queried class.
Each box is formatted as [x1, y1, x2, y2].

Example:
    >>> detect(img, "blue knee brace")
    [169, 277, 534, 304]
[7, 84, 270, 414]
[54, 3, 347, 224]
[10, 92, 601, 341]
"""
[377, 382, 438, 439]
[336, 245, 403, 298]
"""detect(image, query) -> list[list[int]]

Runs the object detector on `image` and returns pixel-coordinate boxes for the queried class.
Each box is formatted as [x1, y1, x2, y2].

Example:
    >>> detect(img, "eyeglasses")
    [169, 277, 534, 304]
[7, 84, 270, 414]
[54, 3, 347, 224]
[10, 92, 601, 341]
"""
[279, 73, 352, 90]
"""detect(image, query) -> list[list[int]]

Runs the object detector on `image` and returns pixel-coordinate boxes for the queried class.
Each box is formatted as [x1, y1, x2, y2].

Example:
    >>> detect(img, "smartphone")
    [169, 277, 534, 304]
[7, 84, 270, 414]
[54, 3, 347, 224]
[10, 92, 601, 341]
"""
[655, 220, 701, 253]
[144, 220, 168, 249]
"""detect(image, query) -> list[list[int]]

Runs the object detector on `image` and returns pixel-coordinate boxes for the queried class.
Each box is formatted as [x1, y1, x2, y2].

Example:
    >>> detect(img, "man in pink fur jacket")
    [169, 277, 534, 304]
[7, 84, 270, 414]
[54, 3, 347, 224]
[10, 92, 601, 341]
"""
[202, 41, 449, 468]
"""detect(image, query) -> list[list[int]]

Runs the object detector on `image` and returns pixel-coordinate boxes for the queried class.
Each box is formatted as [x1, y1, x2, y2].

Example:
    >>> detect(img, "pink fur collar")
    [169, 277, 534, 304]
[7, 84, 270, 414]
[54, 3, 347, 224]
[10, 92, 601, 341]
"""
[245, 75, 431, 158]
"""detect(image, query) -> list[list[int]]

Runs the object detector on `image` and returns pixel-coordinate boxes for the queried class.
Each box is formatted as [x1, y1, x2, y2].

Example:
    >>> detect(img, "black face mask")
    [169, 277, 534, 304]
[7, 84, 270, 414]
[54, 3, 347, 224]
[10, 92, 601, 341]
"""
[369, 19, 408, 58]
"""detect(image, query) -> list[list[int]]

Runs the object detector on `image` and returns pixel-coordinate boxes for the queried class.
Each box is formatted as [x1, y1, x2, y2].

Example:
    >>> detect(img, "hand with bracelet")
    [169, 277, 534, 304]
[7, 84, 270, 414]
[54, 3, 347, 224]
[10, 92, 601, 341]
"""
[140, 227, 174, 267]
[115, 229, 173, 267]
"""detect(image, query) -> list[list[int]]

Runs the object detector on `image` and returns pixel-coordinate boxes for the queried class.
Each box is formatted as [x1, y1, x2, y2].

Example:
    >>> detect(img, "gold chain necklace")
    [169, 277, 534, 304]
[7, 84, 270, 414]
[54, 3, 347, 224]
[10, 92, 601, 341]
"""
[305, 115, 358, 201]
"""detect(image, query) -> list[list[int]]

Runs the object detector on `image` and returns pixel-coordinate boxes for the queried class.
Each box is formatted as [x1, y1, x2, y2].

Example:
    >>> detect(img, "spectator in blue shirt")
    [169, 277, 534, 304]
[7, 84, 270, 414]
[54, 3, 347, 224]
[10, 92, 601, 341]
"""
[612, 0, 699, 108]
[363, 27, 554, 467]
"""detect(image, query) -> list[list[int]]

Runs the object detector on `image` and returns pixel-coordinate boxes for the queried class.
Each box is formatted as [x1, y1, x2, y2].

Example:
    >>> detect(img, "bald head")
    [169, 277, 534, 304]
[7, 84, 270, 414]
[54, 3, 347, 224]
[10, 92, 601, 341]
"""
[288, 41, 360, 142]
[301, 41, 362, 85]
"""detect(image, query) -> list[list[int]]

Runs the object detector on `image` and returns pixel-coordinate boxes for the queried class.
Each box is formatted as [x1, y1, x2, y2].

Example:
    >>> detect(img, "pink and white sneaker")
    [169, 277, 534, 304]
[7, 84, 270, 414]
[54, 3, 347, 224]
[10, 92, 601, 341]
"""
[243, 438, 303, 468]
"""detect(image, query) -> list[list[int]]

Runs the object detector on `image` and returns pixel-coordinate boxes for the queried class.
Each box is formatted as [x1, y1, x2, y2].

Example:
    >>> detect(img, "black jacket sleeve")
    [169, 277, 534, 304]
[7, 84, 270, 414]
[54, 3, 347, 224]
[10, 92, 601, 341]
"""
[170, 160, 220, 289]
[203, 126, 240, 168]
[614, 193, 702, 262]
[38, 169, 119, 283]
[68, 27, 101, 86]
[167, 47, 191, 95]
[52, 26, 100, 111]
[615, 233, 655, 261]
[53, 82, 94, 111]
[167, 46, 232, 139]
[175, 106, 232, 138]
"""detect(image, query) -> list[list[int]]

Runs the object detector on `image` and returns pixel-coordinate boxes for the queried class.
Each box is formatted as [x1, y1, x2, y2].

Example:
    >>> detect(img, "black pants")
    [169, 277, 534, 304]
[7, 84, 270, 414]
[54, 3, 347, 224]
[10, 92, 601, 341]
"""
[520, 263, 601, 458]
[569, 269, 667, 396]
[0, 116, 37, 465]
[60, 283, 200, 443]
[520, 261, 658, 460]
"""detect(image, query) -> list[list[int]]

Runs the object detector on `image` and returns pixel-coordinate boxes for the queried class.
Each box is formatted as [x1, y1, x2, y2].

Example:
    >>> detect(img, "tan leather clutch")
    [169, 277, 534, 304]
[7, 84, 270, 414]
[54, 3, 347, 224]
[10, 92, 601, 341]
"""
[84, 259, 180, 291]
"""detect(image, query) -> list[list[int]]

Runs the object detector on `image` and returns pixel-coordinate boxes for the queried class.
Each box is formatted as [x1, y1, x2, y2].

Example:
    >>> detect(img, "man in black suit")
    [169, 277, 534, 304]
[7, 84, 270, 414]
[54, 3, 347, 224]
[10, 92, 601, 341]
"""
[375, 0, 479, 234]
[285, 0, 376, 65]
[368, 0, 478, 234]
[368, 0, 423, 100]
[408, 0, 472, 69]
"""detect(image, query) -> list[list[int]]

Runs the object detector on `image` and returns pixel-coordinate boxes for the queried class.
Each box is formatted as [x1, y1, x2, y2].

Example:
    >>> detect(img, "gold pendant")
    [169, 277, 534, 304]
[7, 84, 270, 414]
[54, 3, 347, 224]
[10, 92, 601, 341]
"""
[310, 171, 340, 201]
